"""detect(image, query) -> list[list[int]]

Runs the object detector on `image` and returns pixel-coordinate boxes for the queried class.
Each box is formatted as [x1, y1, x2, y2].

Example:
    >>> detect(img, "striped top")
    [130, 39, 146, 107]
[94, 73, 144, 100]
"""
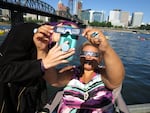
[58, 73, 114, 113]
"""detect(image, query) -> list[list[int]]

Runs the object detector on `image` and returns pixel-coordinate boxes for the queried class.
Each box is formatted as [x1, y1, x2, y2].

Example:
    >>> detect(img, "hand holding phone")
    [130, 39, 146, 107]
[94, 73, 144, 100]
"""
[54, 26, 81, 61]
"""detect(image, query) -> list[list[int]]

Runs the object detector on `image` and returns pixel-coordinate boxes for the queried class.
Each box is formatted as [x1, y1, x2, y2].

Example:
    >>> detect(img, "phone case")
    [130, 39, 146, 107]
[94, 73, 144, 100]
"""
[58, 34, 77, 61]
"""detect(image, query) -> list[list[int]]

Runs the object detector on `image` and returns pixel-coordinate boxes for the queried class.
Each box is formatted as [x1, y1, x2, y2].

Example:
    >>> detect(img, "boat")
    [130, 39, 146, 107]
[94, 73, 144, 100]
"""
[132, 30, 138, 34]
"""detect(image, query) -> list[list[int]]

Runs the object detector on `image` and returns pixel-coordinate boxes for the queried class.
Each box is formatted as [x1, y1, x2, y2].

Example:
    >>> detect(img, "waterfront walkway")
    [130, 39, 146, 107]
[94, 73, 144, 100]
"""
[99, 27, 150, 34]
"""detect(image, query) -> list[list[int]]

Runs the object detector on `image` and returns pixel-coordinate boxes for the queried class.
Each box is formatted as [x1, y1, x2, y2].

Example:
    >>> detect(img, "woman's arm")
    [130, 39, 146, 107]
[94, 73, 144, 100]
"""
[43, 67, 73, 87]
[33, 24, 75, 87]
[82, 27, 125, 89]
[101, 45, 125, 89]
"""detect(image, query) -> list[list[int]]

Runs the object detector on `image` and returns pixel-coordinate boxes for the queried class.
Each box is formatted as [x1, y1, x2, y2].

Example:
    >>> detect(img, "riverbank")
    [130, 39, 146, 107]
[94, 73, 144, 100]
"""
[99, 27, 150, 34]
[0, 22, 150, 34]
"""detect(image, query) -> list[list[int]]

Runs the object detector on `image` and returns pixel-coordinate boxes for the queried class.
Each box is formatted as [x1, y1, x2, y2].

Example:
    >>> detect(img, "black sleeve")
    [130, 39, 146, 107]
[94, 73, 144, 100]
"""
[0, 22, 44, 84]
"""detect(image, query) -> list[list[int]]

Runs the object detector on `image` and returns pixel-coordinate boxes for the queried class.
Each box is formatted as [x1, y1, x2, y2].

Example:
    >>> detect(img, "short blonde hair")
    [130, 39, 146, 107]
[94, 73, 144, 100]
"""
[80, 41, 93, 50]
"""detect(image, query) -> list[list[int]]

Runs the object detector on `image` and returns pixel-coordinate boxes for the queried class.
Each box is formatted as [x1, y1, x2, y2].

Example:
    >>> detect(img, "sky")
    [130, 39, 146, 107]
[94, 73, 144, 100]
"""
[44, 0, 150, 24]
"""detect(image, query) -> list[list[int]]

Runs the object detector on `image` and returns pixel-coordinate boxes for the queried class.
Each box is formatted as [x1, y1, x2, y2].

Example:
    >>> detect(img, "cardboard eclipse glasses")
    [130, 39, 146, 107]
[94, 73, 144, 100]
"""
[54, 26, 82, 35]
[54, 26, 99, 38]
[80, 51, 100, 57]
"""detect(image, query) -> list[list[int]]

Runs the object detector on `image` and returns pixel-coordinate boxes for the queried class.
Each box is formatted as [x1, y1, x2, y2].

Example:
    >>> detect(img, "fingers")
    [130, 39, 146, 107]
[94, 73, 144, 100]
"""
[34, 31, 49, 42]
[43, 42, 75, 68]
[54, 49, 75, 62]
[82, 27, 107, 45]
[34, 25, 54, 42]
[82, 27, 92, 37]
[82, 28, 99, 45]
[59, 65, 75, 73]
[57, 23, 63, 27]
[82, 27, 111, 53]
[33, 25, 55, 50]
[35, 25, 54, 36]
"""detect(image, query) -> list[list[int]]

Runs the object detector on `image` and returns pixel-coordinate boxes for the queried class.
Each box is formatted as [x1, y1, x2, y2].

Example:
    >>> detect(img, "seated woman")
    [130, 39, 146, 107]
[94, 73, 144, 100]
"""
[34, 24, 125, 112]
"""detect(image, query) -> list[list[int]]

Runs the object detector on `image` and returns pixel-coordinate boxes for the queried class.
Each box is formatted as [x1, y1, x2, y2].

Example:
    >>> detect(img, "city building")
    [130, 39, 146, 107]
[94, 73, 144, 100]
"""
[131, 12, 143, 27]
[68, 0, 74, 14]
[81, 9, 105, 23]
[57, 0, 71, 18]
[76, 0, 82, 19]
[92, 10, 105, 22]
[109, 9, 130, 27]
[89, 10, 105, 23]
[57, 0, 67, 11]
[109, 9, 121, 26]
[81, 9, 91, 24]
[0, 1, 146, 27]
[120, 11, 130, 27]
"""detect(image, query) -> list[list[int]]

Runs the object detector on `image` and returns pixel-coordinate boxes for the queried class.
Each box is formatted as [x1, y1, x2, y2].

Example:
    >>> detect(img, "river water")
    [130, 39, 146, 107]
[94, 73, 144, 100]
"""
[0, 25, 150, 105]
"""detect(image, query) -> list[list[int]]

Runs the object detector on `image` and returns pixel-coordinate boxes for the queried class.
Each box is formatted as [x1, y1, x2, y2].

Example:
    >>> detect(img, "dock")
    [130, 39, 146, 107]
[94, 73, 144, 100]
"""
[128, 103, 150, 113]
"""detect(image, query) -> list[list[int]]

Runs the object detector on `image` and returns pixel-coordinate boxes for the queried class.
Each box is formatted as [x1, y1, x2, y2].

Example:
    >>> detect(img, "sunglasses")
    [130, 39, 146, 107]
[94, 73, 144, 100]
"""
[54, 26, 82, 35]
[80, 51, 100, 57]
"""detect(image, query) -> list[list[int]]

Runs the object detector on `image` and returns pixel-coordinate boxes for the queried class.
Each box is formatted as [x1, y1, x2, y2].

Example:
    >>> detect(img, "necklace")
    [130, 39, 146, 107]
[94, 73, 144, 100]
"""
[84, 92, 89, 100]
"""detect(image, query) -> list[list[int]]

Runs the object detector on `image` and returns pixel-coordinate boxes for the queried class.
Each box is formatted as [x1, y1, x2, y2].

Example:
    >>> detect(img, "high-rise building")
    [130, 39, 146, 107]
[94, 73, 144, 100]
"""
[76, 0, 82, 19]
[89, 10, 105, 23]
[92, 11, 105, 22]
[120, 11, 129, 27]
[57, 0, 67, 11]
[57, 0, 70, 17]
[131, 12, 143, 27]
[109, 9, 130, 27]
[109, 9, 121, 26]
[81, 9, 105, 23]
[81, 9, 91, 24]
[68, 0, 74, 14]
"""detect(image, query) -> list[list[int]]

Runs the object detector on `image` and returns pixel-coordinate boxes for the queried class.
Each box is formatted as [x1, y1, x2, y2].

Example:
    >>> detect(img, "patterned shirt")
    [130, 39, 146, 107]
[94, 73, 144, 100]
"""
[58, 73, 114, 113]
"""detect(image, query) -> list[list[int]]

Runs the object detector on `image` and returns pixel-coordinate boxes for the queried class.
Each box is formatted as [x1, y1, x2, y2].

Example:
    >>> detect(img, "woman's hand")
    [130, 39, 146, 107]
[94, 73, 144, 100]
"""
[82, 27, 110, 53]
[33, 24, 54, 51]
[42, 43, 75, 69]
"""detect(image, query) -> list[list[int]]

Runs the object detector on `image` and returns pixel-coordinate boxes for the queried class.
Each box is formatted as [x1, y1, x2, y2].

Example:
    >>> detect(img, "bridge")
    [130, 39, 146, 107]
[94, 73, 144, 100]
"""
[0, 0, 83, 27]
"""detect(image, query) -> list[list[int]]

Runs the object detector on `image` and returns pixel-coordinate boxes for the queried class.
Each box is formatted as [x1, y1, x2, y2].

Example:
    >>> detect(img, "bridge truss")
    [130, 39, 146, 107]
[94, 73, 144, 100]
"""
[0, 0, 56, 14]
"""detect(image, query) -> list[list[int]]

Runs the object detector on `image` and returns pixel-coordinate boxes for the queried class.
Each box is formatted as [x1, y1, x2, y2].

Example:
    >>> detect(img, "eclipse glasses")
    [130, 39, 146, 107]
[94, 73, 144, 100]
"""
[80, 51, 100, 57]
[54, 26, 82, 35]
[54, 26, 99, 38]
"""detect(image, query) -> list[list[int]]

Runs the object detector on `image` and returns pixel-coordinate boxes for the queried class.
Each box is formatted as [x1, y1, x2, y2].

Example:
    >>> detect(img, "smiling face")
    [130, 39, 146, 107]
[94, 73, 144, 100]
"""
[80, 42, 101, 71]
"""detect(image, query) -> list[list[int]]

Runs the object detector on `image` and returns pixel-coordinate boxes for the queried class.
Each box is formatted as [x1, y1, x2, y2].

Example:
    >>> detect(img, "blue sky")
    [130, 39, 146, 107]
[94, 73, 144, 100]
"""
[44, 0, 150, 24]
